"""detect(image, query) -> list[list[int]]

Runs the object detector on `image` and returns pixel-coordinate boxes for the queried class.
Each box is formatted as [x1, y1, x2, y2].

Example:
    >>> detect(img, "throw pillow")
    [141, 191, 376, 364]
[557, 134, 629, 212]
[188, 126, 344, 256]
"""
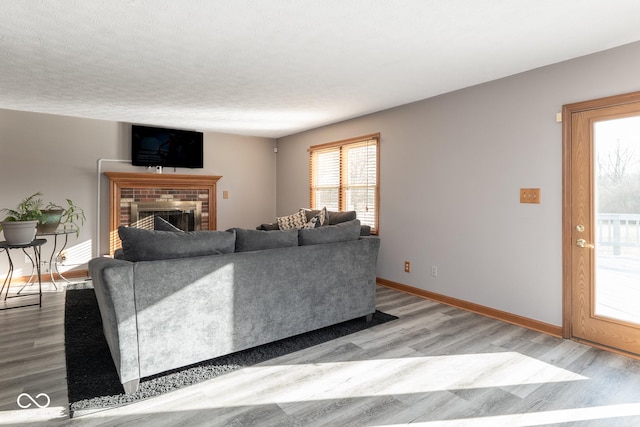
[118, 226, 236, 262]
[300, 207, 328, 225]
[276, 210, 307, 230]
[303, 215, 320, 229]
[298, 219, 361, 246]
[233, 228, 299, 252]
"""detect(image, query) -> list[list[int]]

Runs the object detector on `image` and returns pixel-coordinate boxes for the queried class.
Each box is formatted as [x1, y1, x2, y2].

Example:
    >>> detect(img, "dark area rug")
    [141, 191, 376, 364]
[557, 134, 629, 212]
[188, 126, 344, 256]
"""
[64, 287, 397, 417]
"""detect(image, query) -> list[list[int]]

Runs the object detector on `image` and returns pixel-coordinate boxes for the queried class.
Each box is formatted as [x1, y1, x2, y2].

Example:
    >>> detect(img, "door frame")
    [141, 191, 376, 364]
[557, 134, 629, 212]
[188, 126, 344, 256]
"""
[562, 90, 640, 339]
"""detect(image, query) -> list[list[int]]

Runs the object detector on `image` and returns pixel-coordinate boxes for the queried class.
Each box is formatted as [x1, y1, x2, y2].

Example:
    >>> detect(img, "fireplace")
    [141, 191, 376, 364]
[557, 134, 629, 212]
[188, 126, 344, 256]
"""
[131, 201, 203, 231]
[105, 172, 222, 255]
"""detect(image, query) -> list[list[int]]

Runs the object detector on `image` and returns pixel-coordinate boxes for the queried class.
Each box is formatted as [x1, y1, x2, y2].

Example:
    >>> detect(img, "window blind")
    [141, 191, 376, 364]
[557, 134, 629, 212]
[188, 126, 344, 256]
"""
[309, 133, 379, 234]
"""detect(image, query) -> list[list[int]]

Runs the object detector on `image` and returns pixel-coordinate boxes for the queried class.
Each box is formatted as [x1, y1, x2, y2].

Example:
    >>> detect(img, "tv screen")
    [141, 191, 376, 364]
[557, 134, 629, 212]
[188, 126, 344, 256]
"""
[131, 125, 204, 168]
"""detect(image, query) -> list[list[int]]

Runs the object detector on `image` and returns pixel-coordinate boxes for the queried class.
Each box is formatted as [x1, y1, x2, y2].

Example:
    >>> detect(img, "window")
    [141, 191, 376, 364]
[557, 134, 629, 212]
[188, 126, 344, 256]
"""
[310, 133, 379, 234]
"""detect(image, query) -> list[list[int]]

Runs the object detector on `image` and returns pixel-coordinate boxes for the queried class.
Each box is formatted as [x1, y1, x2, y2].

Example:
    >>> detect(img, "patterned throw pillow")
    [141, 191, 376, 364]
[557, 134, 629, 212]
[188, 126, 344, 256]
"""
[317, 207, 328, 226]
[300, 207, 328, 226]
[303, 215, 320, 229]
[276, 210, 307, 230]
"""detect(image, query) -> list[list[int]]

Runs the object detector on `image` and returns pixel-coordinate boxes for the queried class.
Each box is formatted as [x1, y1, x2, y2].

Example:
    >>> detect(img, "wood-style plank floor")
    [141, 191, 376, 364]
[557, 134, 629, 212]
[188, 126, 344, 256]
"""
[4, 285, 640, 426]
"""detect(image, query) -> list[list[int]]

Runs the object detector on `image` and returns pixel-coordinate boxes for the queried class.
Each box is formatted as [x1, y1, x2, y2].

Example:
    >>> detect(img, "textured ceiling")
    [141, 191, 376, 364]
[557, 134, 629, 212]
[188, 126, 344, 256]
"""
[2, 1, 640, 138]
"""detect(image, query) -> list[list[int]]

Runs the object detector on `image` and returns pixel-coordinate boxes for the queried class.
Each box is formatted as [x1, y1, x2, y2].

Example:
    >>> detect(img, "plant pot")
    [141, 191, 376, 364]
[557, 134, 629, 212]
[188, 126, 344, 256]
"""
[37, 209, 64, 234]
[1, 220, 38, 245]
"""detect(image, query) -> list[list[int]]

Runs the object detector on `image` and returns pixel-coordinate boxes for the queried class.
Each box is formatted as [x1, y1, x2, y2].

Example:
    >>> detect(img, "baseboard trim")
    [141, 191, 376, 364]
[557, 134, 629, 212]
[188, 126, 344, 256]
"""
[377, 277, 562, 338]
[13, 269, 89, 284]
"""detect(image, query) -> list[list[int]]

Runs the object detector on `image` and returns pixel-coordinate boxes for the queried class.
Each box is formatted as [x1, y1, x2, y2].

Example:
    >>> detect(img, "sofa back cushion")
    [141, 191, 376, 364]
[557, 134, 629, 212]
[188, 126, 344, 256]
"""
[298, 219, 361, 246]
[233, 228, 299, 252]
[302, 208, 356, 225]
[118, 226, 236, 262]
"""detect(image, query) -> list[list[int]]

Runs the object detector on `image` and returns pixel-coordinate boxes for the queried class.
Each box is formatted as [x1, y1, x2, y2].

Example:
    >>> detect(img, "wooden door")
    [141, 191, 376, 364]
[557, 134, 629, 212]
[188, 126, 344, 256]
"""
[564, 92, 640, 356]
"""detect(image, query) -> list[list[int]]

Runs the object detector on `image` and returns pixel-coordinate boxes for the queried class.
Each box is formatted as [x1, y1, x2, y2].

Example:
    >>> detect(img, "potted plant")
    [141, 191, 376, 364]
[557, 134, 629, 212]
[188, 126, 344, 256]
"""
[0, 192, 44, 244]
[38, 199, 86, 235]
[1, 192, 86, 244]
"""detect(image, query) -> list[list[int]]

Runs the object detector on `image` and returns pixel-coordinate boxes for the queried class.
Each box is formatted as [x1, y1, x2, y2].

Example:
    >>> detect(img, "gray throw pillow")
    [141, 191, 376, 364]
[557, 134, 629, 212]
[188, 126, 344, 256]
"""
[298, 219, 361, 246]
[233, 228, 299, 252]
[118, 226, 236, 262]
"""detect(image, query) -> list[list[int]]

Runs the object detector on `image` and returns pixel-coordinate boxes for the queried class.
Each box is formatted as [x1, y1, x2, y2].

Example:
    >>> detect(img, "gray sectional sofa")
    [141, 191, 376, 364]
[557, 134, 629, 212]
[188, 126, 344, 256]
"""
[88, 219, 380, 394]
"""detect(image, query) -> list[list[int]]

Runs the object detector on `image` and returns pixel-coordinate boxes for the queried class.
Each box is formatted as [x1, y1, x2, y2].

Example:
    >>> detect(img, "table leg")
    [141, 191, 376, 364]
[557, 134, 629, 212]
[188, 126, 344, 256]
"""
[51, 233, 71, 286]
[16, 248, 36, 295]
[34, 244, 42, 307]
[0, 248, 12, 300]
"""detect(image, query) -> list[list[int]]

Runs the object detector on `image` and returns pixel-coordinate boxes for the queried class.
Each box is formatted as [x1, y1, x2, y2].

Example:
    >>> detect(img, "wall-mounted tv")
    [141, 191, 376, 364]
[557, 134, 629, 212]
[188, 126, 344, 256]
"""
[131, 125, 204, 168]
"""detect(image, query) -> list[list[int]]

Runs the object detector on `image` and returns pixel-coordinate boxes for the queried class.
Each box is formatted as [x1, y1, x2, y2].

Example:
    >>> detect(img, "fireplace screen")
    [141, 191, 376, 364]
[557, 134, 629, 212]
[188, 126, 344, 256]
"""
[130, 201, 202, 231]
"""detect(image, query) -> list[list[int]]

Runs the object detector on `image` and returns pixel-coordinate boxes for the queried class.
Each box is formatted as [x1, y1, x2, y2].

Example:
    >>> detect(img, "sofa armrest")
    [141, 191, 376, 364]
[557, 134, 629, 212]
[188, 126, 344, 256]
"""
[88, 257, 140, 390]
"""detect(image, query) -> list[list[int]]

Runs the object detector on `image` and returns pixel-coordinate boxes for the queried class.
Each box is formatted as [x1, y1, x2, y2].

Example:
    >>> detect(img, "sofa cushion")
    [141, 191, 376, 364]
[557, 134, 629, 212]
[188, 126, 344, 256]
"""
[328, 210, 357, 225]
[233, 228, 299, 252]
[276, 210, 307, 230]
[118, 226, 236, 262]
[256, 222, 280, 231]
[302, 208, 356, 225]
[298, 219, 361, 246]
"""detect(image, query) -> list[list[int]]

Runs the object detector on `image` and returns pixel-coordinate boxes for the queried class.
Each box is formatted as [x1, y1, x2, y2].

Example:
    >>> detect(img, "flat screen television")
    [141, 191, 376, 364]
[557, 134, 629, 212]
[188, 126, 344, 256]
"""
[131, 125, 204, 168]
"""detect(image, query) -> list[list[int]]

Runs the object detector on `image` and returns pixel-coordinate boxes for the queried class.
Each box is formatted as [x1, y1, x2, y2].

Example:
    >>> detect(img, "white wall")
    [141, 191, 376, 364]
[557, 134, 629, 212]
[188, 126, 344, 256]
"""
[276, 40, 640, 326]
[0, 110, 276, 273]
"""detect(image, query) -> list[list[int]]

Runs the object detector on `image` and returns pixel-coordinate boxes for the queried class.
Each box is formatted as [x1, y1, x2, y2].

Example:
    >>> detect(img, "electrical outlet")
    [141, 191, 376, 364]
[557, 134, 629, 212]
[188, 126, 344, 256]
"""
[431, 265, 438, 277]
[404, 261, 411, 273]
[520, 188, 541, 204]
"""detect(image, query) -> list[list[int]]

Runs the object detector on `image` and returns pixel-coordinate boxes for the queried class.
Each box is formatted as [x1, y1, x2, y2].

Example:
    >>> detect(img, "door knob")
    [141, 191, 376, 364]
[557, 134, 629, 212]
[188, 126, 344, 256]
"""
[576, 239, 594, 248]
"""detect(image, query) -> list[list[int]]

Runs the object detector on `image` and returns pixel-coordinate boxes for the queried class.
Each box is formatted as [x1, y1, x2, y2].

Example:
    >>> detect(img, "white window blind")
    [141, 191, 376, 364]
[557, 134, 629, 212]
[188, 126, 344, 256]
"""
[310, 134, 379, 234]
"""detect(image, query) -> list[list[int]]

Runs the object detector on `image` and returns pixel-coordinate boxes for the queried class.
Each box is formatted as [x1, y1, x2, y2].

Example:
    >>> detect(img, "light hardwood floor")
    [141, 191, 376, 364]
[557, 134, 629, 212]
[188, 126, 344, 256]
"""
[3, 285, 640, 426]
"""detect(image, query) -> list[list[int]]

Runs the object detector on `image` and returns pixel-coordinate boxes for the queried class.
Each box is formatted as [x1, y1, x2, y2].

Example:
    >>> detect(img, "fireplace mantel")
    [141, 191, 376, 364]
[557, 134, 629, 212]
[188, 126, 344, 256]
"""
[105, 172, 222, 254]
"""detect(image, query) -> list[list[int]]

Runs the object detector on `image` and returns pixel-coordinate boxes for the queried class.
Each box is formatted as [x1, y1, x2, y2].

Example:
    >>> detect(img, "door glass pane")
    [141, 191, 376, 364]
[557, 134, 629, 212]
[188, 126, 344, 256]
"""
[594, 116, 640, 324]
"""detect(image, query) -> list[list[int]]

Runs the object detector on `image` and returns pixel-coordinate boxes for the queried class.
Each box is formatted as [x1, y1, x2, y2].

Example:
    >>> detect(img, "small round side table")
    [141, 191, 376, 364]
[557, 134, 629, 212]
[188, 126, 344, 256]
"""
[36, 227, 78, 288]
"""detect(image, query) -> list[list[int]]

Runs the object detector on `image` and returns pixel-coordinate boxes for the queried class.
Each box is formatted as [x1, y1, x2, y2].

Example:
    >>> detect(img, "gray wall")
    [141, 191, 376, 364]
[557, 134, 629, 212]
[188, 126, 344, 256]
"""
[276, 40, 640, 326]
[0, 110, 276, 273]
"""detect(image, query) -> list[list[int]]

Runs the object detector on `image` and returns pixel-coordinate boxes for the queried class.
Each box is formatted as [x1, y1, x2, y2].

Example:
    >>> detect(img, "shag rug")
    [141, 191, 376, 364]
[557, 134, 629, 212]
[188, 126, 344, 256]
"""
[64, 286, 397, 417]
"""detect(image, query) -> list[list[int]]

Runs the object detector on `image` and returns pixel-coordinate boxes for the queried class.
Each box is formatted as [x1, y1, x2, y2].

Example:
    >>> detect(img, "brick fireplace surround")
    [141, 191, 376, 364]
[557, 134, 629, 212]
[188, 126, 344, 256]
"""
[105, 172, 222, 255]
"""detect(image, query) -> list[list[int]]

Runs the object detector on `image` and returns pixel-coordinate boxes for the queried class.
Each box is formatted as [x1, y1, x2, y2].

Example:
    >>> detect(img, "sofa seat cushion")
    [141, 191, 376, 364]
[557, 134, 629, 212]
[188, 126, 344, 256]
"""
[233, 228, 299, 252]
[118, 226, 236, 262]
[298, 219, 361, 246]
